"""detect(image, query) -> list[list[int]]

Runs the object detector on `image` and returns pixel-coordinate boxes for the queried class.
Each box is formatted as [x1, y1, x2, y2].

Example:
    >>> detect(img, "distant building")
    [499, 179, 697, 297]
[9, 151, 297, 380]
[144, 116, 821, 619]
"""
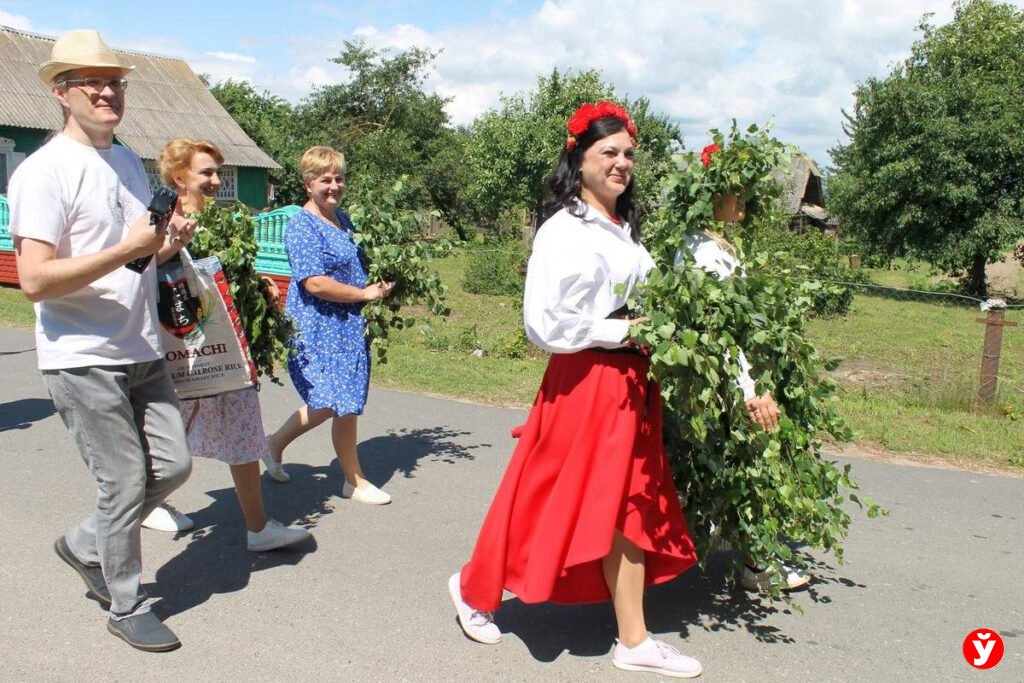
[773, 154, 838, 234]
[0, 25, 279, 207]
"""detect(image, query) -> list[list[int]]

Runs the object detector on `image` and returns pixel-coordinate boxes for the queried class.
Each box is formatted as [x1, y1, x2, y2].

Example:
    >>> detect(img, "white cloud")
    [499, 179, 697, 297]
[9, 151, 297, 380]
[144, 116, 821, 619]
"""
[79, 0, 1011, 166]
[319, 0, 1008, 164]
[0, 10, 34, 31]
[206, 51, 258, 64]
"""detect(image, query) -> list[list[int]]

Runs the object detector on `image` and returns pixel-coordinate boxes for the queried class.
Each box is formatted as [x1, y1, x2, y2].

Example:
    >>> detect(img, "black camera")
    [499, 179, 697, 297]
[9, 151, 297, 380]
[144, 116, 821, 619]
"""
[125, 186, 179, 273]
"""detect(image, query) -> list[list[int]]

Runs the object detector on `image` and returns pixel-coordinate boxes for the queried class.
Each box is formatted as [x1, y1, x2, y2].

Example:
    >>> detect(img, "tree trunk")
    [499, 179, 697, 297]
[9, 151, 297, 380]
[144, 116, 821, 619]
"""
[965, 251, 988, 299]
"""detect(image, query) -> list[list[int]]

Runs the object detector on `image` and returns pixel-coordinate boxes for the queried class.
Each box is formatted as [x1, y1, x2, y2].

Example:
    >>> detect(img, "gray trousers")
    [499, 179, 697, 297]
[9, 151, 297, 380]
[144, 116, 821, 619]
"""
[43, 359, 192, 616]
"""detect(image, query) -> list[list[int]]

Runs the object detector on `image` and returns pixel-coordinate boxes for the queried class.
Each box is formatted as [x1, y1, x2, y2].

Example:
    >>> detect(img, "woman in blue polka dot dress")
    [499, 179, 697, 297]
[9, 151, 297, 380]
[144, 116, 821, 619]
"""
[267, 146, 395, 505]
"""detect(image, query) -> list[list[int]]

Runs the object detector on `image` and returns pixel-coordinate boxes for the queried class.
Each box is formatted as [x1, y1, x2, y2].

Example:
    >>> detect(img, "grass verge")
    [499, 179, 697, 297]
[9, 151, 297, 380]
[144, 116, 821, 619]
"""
[2, 256, 1020, 469]
[0, 285, 34, 329]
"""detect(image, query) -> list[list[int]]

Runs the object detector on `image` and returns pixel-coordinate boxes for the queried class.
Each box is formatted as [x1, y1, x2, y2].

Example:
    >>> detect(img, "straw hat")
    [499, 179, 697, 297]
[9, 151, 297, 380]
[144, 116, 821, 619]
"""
[38, 29, 135, 85]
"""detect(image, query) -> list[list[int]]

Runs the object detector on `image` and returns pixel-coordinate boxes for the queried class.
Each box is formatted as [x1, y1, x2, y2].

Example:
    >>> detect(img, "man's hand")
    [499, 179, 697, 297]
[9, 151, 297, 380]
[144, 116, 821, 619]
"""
[124, 210, 168, 259]
[745, 392, 780, 431]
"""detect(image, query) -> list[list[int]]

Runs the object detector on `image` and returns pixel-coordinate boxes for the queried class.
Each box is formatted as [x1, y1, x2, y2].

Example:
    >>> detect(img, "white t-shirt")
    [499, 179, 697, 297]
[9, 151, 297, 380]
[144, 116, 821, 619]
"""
[8, 134, 161, 369]
[523, 202, 654, 353]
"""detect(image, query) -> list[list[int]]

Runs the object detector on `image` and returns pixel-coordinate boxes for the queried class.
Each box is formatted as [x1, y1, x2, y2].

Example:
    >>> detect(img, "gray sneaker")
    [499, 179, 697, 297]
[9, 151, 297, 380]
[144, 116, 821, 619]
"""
[54, 536, 111, 606]
[106, 611, 181, 652]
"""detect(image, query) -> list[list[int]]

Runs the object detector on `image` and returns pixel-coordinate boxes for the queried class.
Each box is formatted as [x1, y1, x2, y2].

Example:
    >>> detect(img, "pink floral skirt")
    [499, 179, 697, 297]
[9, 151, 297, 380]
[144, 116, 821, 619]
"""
[179, 386, 269, 465]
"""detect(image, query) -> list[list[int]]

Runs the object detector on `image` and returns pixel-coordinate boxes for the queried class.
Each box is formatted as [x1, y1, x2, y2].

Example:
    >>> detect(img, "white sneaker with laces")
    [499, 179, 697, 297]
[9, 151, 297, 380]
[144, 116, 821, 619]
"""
[141, 503, 194, 532]
[247, 519, 311, 552]
[447, 572, 501, 644]
[341, 480, 391, 505]
[612, 636, 702, 678]
[741, 563, 811, 591]
[261, 453, 290, 483]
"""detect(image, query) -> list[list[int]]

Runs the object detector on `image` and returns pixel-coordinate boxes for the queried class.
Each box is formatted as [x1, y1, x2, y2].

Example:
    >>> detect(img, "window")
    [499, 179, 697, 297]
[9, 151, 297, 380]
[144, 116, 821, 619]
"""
[216, 165, 238, 201]
[0, 137, 24, 194]
[143, 160, 161, 195]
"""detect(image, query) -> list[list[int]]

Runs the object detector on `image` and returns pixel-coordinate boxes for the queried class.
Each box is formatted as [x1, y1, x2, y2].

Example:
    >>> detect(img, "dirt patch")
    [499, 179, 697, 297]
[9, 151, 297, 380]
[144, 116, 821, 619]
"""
[828, 359, 917, 390]
[987, 245, 1023, 298]
[826, 440, 1024, 478]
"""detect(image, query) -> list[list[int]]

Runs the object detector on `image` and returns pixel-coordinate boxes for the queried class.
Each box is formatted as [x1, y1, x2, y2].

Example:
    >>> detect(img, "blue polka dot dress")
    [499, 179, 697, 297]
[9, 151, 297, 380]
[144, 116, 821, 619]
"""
[284, 208, 371, 416]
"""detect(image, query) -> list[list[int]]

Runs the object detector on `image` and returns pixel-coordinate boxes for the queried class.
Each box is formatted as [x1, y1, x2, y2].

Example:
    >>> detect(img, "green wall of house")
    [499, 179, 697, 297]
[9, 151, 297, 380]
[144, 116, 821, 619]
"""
[238, 167, 268, 209]
[0, 125, 271, 209]
[0, 125, 49, 153]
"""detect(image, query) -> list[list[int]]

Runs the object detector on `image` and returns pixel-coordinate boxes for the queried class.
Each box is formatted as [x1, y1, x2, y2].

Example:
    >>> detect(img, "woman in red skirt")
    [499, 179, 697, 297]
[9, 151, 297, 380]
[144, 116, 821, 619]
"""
[448, 102, 702, 678]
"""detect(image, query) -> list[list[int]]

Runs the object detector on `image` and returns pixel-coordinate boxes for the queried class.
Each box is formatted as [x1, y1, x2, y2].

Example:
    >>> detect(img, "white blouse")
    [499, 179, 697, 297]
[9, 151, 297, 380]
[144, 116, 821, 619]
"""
[679, 232, 758, 400]
[523, 203, 654, 354]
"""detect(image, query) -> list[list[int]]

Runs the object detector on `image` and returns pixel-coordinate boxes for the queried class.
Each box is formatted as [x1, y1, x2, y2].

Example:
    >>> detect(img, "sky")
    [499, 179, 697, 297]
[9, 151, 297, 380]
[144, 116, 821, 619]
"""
[3, 0, 1023, 165]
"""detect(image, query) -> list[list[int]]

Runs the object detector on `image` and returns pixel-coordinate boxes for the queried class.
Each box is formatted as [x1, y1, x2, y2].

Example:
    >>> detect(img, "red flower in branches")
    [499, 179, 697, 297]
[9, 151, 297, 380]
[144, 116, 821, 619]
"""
[701, 144, 721, 169]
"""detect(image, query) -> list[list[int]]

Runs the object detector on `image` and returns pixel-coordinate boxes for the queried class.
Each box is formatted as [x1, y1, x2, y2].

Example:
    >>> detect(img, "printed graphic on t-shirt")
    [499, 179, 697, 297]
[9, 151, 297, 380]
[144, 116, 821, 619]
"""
[107, 181, 137, 235]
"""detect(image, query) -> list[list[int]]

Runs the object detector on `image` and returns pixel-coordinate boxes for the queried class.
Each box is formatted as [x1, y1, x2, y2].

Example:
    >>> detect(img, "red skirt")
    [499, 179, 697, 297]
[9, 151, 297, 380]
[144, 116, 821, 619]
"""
[460, 349, 697, 611]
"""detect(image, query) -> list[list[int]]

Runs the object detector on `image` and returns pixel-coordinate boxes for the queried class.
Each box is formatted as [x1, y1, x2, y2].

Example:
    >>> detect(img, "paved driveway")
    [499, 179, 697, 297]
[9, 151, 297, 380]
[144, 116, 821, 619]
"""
[0, 327, 1020, 681]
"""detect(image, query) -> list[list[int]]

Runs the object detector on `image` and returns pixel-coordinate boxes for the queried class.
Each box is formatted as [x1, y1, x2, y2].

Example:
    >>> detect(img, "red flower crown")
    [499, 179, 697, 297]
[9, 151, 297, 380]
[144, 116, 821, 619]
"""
[565, 100, 638, 151]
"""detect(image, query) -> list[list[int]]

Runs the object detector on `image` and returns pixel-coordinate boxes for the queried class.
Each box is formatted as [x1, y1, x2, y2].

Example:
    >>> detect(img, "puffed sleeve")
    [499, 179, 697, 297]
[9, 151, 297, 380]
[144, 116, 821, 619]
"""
[683, 233, 758, 400]
[522, 229, 629, 353]
[285, 214, 326, 285]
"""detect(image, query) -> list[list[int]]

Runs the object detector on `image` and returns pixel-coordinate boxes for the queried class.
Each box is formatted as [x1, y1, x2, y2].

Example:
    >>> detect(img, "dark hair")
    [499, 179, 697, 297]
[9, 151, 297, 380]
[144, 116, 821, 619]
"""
[542, 115, 640, 242]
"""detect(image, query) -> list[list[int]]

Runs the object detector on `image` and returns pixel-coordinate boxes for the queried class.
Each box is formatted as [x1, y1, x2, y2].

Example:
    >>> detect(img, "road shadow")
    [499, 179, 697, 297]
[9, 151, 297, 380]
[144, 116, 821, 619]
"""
[0, 346, 36, 356]
[149, 426, 480, 618]
[357, 425, 481, 487]
[493, 550, 866, 663]
[147, 475, 325, 619]
[0, 397, 55, 432]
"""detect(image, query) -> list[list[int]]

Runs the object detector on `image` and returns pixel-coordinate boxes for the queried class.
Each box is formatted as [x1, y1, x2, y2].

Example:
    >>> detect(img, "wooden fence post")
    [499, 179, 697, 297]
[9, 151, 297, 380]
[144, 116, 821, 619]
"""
[976, 299, 1018, 406]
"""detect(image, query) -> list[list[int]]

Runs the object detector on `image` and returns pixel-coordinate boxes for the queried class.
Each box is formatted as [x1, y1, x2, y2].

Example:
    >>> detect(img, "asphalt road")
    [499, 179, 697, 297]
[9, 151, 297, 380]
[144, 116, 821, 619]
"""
[0, 326, 1021, 682]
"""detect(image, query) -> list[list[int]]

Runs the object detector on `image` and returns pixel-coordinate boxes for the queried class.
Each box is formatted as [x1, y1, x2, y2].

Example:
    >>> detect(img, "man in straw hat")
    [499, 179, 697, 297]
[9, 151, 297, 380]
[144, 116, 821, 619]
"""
[8, 29, 197, 652]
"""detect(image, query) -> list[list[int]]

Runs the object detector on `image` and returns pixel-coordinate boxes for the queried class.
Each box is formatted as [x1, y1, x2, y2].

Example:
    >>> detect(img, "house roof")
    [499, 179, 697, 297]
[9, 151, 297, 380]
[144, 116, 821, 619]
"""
[0, 26, 279, 169]
[772, 153, 824, 215]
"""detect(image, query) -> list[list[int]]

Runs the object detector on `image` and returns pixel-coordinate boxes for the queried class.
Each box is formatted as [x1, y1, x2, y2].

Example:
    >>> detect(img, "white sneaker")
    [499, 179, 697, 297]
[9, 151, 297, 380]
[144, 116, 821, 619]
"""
[261, 453, 290, 483]
[741, 563, 811, 591]
[246, 519, 311, 552]
[341, 480, 391, 505]
[447, 572, 501, 644]
[141, 503, 194, 532]
[612, 636, 702, 678]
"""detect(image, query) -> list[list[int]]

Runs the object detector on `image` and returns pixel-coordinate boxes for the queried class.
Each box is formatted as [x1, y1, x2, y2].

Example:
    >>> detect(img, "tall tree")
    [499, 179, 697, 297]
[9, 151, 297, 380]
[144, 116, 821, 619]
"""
[467, 68, 683, 230]
[829, 0, 1024, 296]
[296, 41, 472, 238]
[209, 79, 306, 205]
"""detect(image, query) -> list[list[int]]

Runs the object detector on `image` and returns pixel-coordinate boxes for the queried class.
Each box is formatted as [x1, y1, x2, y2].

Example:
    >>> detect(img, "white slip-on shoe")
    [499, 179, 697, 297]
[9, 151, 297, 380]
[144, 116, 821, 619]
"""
[141, 503, 194, 532]
[612, 636, 702, 678]
[448, 572, 501, 644]
[741, 563, 811, 591]
[341, 480, 391, 505]
[261, 453, 290, 483]
[247, 519, 311, 552]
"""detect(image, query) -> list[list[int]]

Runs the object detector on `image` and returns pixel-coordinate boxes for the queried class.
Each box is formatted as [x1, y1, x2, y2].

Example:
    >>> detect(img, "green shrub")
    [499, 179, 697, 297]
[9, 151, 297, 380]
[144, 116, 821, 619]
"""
[347, 176, 451, 364]
[462, 240, 527, 296]
[737, 204, 868, 316]
[189, 201, 293, 381]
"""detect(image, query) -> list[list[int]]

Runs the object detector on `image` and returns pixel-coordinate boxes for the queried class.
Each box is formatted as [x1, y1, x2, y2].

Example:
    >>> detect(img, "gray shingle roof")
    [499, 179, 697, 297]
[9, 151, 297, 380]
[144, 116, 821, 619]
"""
[772, 153, 824, 215]
[0, 26, 279, 169]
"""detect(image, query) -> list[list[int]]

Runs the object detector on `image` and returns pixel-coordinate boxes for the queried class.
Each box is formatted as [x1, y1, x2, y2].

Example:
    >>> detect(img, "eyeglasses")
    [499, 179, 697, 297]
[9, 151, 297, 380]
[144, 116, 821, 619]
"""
[61, 77, 129, 92]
